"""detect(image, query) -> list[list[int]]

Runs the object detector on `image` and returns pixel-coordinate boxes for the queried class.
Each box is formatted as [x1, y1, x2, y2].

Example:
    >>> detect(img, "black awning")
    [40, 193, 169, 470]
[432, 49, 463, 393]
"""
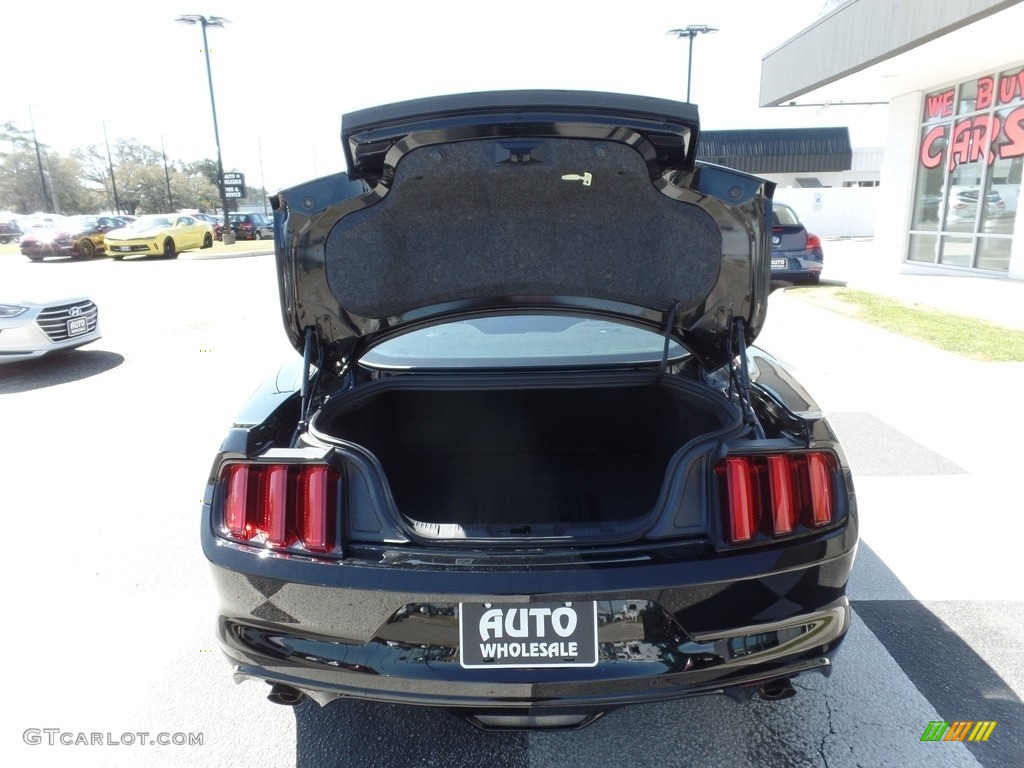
[697, 127, 852, 174]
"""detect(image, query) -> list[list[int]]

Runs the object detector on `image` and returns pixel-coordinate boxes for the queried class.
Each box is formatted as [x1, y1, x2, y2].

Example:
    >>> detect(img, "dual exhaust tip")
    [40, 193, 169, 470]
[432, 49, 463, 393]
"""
[757, 677, 797, 701]
[267, 683, 305, 707]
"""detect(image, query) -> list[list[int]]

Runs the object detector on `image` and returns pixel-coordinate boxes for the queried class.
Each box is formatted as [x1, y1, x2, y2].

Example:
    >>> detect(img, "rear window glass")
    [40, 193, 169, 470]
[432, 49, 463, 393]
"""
[772, 205, 801, 226]
[359, 315, 688, 369]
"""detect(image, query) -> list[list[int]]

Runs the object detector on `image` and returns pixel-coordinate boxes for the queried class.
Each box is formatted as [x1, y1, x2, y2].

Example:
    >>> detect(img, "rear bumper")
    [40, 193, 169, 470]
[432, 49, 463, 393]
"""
[205, 521, 857, 711]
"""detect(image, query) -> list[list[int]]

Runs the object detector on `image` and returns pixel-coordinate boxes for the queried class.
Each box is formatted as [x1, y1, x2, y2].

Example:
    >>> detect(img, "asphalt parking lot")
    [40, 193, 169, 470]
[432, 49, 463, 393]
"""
[1, 244, 1022, 767]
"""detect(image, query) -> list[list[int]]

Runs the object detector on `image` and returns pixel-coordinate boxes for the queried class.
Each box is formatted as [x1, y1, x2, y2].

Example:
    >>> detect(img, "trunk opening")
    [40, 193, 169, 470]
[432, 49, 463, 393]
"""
[312, 379, 736, 539]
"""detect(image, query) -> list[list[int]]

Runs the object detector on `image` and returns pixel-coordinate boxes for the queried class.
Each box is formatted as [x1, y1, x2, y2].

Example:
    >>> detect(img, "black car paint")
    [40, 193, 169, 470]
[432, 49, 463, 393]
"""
[203, 91, 857, 726]
[272, 91, 773, 374]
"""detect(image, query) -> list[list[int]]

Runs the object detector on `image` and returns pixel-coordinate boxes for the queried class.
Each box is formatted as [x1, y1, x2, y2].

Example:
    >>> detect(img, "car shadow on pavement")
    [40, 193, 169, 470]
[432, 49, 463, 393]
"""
[294, 697, 526, 768]
[24, 256, 112, 264]
[0, 350, 124, 394]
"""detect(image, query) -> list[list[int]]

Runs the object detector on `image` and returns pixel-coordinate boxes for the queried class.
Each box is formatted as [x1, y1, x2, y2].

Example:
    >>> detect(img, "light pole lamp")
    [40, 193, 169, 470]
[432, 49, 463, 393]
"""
[176, 14, 234, 243]
[667, 25, 718, 103]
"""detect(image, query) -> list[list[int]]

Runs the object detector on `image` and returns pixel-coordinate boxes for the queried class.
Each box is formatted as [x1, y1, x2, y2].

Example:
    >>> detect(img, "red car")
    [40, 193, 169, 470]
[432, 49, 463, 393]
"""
[20, 215, 124, 261]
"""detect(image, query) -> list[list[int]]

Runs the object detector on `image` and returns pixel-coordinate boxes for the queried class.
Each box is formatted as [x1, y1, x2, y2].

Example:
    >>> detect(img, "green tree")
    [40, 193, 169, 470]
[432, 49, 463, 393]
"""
[0, 145, 96, 215]
[175, 160, 221, 212]
[106, 138, 171, 215]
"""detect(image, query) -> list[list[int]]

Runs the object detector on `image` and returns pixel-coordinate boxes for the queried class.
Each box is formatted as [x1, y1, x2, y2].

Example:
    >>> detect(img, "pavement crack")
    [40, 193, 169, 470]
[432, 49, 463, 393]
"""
[818, 696, 837, 768]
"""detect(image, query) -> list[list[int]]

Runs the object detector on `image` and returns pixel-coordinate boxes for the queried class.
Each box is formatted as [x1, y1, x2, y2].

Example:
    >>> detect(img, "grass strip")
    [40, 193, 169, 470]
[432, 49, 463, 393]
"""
[788, 286, 1024, 362]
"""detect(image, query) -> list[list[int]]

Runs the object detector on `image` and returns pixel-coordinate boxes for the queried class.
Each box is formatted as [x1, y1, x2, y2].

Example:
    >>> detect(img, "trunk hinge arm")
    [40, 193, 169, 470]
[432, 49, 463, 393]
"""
[297, 326, 319, 435]
[656, 299, 680, 383]
[730, 317, 765, 439]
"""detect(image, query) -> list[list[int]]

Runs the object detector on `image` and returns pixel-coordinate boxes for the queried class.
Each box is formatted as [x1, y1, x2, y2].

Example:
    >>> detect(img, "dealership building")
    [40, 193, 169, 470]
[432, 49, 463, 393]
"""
[761, 0, 1024, 279]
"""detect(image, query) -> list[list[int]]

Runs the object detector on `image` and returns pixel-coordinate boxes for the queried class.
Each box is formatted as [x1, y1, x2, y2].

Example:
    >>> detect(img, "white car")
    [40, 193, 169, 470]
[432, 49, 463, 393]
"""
[0, 298, 101, 363]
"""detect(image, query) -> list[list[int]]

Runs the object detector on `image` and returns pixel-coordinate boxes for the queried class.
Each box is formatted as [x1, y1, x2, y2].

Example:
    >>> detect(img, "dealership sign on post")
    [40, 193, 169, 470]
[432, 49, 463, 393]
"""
[223, 172, 247, 199]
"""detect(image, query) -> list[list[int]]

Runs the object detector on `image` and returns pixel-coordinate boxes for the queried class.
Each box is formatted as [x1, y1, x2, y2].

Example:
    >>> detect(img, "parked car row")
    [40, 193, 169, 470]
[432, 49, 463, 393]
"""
[20, 214, 215, 261]
[214, 212, 273, 241]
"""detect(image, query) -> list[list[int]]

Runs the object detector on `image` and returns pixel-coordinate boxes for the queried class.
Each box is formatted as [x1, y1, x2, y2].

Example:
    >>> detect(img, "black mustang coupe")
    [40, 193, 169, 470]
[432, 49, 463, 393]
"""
[201, 91, 858, 730]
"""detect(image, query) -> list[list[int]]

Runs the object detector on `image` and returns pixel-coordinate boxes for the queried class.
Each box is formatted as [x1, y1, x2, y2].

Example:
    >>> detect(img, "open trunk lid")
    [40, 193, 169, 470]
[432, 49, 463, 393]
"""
[272, 90, 774, 372]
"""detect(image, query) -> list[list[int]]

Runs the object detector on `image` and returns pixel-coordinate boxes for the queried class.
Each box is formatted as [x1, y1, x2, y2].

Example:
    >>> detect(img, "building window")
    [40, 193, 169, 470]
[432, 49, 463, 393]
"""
[910, 64, 1024, 271]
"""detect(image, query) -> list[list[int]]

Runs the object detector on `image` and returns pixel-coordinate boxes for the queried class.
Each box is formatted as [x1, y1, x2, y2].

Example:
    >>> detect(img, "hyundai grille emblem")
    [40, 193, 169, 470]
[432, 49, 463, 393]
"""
[68, 306, 82, 316]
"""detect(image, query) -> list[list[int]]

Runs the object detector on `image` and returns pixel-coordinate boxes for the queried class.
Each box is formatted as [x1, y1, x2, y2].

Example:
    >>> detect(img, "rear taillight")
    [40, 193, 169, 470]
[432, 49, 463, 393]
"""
[805, 233, 822, 249]
[218, 463, 340, 554]
[716, 452, 838, 545]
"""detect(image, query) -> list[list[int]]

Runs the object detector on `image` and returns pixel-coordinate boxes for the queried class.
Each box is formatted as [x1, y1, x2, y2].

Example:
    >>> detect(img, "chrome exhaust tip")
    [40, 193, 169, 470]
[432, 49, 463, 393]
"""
[267, 683, 305, 706]
[757, 678, 797, 701]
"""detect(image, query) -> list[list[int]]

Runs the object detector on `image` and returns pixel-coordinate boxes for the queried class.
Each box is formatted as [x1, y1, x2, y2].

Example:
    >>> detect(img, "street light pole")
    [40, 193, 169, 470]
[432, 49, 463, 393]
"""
[176, 14, 234, 243]
[667, 25, 719, 103]
[160, 135, 174, 211]
[102, 120, 122, 215]
[258, 135, 268, 215]
[27, 105, 54, 213]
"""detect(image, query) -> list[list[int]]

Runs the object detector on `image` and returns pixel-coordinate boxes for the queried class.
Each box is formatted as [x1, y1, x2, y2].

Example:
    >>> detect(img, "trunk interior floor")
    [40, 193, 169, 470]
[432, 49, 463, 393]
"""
[387, 453, 664, 525]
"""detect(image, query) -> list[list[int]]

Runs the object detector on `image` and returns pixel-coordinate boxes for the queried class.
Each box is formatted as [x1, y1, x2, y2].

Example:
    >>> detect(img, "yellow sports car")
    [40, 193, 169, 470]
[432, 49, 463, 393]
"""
[104, 213, 215, 259]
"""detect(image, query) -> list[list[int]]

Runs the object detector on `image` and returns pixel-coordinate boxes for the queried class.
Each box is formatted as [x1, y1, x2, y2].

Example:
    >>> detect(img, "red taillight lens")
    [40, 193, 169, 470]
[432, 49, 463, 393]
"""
[219, 463, 339, 554]
[806, 234, 822, 249]
[225, 464, 253, 539]
[724, 457, 758, 542]
[717, 452, 837, 545]
[807, 453, 833, 526]
[767, 456, 797, 534]
[258, 465, 291, 547]
[299, 466, 332, 553]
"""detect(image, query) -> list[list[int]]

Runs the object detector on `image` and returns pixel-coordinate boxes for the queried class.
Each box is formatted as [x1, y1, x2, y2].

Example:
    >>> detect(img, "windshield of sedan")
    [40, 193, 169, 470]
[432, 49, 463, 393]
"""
[131, 215, 173, 229]
[359, 314, 688, 370]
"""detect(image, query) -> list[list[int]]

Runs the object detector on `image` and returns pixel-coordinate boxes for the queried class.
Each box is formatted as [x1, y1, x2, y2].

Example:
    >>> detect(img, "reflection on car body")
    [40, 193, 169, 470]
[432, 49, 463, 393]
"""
[201, 91, 858, 730]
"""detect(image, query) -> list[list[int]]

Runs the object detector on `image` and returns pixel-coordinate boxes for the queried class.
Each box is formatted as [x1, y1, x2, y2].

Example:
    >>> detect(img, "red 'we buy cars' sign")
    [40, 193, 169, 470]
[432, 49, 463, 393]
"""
[920, 66, 1024, 171]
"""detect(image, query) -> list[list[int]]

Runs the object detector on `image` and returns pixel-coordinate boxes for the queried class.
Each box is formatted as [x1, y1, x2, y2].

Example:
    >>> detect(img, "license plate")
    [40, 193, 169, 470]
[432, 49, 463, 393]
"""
[67, 317, 88, 336]
[459, 601, 598, 668]
[771, 258, 788, 268]
[115, 246, 131, 252]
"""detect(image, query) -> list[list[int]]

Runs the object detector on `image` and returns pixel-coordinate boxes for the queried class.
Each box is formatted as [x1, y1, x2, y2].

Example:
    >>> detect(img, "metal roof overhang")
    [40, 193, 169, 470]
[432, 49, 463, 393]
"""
[696, 127, 852, 174]
[760, 0, 1024, 107]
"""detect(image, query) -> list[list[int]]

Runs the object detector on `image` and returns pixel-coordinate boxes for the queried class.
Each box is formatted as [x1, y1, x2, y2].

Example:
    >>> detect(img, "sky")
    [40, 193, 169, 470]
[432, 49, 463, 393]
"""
[2, 0, 886, 196]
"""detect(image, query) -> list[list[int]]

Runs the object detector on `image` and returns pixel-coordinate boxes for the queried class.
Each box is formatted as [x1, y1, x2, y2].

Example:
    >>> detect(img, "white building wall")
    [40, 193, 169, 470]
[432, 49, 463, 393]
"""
[773, 187, 878, 237]
[876, 92, 922, 269]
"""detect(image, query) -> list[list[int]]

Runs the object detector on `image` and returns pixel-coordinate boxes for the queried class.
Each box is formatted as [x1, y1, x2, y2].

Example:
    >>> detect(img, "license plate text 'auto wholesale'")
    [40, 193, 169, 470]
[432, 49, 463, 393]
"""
[459, 601, 599, 668]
